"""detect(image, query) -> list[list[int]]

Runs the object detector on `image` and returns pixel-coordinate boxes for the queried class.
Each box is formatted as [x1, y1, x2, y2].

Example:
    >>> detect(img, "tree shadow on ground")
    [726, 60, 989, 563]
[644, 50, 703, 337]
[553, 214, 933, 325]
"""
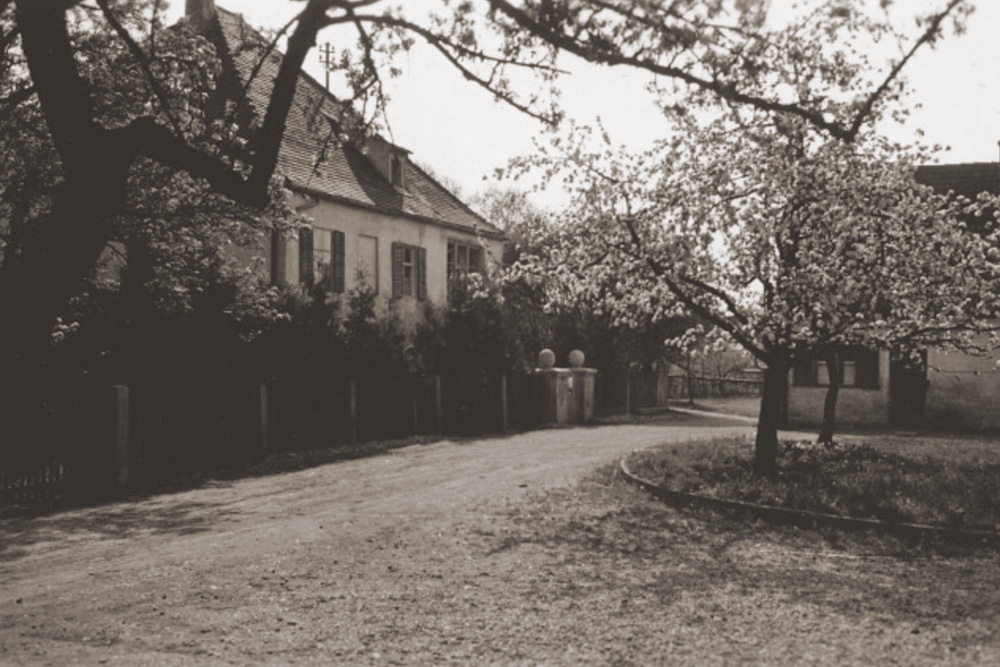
[478, 466, 1000, 631]
[0, 497, 240, 563]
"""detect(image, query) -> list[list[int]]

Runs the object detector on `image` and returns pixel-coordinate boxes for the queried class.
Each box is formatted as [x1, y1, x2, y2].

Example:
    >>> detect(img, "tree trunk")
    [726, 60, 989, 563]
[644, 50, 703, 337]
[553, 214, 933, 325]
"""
[817, 348, 842, 444]
[685, 354, 695, 406]
[0, 175, 122, 463]
[752, 362, 788, 477]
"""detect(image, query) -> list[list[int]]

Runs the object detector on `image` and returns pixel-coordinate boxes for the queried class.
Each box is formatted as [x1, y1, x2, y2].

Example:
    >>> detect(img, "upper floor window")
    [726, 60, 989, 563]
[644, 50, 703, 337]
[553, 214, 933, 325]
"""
[447, 240, 482, 279]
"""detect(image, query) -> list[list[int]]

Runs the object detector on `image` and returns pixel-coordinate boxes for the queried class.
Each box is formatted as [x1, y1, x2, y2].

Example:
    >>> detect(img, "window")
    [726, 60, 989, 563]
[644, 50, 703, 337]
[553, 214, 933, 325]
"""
[357, 234, 378, 292]
[793, 347, 879, 389]
[391, 242, 426, 299]
[447, 240, 482, 278]
[816, 360, 856, 387]
[299, 226, 345, 292]
[313, 228, 332, 286]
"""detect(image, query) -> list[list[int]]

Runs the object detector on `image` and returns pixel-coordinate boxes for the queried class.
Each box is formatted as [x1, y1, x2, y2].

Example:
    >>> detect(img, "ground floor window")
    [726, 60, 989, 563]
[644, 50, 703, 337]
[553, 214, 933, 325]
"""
[298, 227, 346, 292]
[357, 234, 378, 292]
[391, 242, 426, 299]
[793, 347, 879, 389]
[447, 240, 482, 278]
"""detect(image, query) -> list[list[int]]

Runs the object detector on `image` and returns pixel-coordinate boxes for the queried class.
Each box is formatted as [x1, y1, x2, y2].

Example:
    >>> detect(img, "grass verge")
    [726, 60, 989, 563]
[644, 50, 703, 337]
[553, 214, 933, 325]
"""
[627, 436, 1000, 531]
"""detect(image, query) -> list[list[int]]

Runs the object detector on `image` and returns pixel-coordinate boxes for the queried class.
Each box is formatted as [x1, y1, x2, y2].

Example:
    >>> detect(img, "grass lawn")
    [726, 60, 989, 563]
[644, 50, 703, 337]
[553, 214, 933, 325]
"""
[676, 396, 762, 419]
[443, 466, 1000, 665]
[626, 435, 1000, 531]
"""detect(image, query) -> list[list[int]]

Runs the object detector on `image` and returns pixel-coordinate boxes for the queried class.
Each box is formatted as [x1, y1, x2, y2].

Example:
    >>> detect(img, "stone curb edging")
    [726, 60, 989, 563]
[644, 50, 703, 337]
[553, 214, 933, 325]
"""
[619, 454, 999, 547]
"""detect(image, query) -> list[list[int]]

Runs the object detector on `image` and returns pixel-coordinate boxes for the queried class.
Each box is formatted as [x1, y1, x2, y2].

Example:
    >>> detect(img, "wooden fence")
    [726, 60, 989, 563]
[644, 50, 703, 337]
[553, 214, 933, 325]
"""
[1, 370, 759, 512]
[595, 371, 762, 415]
[0, 459, 71, 511]
[0, 372, 548, 511]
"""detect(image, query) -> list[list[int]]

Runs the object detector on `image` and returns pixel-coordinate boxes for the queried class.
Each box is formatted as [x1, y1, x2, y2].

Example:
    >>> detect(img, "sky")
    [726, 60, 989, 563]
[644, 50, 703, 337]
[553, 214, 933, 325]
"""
[164, 1, 1000, 207]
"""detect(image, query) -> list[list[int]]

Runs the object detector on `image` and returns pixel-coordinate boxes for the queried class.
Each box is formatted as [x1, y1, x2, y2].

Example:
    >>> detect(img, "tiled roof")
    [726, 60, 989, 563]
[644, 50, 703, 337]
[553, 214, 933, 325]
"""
[915, 162, 1000, 199]
[915, 162, 999, 232]
[205, 8, 500, 238]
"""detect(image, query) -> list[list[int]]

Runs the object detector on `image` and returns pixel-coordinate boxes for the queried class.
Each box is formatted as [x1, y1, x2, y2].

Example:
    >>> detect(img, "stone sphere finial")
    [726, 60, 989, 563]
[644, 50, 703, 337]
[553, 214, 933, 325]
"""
[538, 348, 556, 369]
[568, 349, 585, 368]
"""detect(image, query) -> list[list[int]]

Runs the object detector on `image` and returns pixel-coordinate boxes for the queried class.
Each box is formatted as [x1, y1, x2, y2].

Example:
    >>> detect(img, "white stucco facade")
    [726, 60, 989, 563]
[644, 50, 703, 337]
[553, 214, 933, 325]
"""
[273, 194, 498, 310]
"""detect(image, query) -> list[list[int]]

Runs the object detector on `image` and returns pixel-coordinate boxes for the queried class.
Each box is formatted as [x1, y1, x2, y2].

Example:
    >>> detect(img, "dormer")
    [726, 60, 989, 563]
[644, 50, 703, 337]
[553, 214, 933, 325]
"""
[365, 135, 411, 191]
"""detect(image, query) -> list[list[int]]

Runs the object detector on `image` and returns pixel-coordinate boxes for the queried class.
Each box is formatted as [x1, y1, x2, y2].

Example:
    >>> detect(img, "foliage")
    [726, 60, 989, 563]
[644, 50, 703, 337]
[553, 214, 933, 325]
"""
[1, 2, 300, 341]
[0, 0, 979, 468]
[254, 283, 411, 381]
[505, 1, 998, 473]
[3, 0, 972, 354]
[418, 273, 514, 376]
[469, 186, 554, 265]
[629, 436, 1000, 529]
[465, 187, 694, 373]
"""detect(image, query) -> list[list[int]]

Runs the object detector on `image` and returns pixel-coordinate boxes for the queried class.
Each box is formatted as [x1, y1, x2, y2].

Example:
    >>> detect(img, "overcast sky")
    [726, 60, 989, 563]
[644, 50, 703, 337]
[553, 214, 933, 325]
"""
[164, 1, 1000, 206]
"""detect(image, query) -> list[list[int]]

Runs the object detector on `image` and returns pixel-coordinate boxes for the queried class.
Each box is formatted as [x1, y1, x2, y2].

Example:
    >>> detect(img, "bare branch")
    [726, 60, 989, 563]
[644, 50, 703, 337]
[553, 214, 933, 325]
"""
[488, 0, 969, 142]
[232, 10, 305, 124]
[845, 0, 965, 140]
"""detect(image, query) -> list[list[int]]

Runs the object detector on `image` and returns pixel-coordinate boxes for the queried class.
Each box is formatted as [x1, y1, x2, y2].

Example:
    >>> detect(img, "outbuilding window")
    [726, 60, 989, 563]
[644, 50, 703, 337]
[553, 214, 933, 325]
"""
[793, 347, 880, 389]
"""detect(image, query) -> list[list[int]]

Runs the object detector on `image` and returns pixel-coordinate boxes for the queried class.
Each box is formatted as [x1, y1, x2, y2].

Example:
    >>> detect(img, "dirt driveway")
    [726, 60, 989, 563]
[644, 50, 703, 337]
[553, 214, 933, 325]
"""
[2, 414, 755, 665]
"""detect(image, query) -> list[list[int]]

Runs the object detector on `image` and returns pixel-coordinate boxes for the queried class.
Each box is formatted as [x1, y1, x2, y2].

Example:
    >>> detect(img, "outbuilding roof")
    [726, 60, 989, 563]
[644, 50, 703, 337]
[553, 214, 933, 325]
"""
[915, 162, 999, 199]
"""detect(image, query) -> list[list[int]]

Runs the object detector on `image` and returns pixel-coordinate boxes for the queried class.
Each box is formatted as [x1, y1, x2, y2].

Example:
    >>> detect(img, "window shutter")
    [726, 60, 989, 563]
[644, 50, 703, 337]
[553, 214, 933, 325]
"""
[270, 229, 282, 285]
[298, 227, 313, 286]
[391, 242, 404, 298]
[331, 230, 346, 293]
[417, 246, 427, 300]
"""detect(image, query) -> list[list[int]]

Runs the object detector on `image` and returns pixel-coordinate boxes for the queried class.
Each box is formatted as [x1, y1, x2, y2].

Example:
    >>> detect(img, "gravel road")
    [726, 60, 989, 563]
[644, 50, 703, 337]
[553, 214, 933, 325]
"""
[1, 415, 752, 665]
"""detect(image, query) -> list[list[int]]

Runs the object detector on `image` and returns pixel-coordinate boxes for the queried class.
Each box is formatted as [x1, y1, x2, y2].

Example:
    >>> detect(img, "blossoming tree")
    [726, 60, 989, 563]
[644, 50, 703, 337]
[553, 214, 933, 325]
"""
[506, 2, 999, 475]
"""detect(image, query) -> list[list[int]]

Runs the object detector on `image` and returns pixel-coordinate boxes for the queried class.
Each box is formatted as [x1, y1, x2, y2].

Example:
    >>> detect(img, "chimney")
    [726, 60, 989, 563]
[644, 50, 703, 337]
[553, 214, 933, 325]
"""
[186, 0, 217, 32]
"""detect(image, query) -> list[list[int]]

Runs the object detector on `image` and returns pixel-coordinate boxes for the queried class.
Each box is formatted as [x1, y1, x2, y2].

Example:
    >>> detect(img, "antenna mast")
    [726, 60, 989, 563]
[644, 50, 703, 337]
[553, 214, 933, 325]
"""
[318, 42, 334, 91]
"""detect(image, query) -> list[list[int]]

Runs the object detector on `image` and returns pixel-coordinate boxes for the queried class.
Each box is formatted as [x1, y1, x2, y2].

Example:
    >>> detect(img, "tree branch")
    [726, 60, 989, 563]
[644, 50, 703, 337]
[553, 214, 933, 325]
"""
[846, 0, 965, 140]
[95, 0, 183, 136]
[613, 211, 766, 359]
[112, 116, 260, 206]
[488, 0, 968, 142]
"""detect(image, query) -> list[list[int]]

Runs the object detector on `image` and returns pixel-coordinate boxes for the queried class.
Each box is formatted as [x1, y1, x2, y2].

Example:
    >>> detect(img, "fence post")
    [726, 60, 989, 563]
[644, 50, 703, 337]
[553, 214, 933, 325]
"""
[412, 379, 420, 434]
[349, 378, 358, 445]
[624, 373, 631, 415]
[110, 384, 130, 487]
[500, 374, 508, 433]
[258, 382, 269, 453]
[433, 376, 444, 435]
